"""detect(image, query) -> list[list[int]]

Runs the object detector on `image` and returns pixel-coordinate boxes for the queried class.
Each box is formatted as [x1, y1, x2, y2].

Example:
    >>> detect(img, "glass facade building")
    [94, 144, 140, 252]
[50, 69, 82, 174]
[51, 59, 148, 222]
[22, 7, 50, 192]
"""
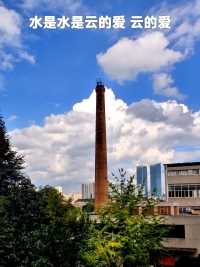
[136, 163, 166, 199]
[136, 166, 150, 197]
[150, 163, 166, 198]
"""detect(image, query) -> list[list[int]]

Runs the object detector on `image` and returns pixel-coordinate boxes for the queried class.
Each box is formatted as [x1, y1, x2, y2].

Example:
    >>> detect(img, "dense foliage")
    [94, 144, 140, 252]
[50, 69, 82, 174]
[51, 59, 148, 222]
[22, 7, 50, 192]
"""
[0, 116, 88, 266]
[81, 169, 165, 267]
[0, 185, 89, 266]
[0, 115, 31, 196]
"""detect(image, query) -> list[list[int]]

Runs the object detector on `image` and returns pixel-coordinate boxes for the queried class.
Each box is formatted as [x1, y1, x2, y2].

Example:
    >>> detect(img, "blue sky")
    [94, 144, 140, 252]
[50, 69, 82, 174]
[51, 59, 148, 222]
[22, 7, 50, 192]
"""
[1, 0, 200, 192]
[1, 0, 199, 129]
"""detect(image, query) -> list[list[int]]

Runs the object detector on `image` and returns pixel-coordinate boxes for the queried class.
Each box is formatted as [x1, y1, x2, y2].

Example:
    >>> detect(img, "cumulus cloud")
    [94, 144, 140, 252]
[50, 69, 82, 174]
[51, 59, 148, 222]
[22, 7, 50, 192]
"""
[0, 3, 35, 71]
[97, 32, 183, 83]
[153, 73, 185, 100]
[10, 88, 200, 193]
[97, 0, 200, 97]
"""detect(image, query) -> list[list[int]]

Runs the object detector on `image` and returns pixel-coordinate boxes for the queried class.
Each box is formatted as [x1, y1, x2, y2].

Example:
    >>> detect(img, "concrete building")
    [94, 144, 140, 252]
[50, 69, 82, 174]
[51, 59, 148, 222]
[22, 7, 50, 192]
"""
[82, 183, 95, 199]
[136, 162, 200, 262]
[165, 162, 200, 205]
[63, 192, 82, 203]
[160, 162, 200, 260]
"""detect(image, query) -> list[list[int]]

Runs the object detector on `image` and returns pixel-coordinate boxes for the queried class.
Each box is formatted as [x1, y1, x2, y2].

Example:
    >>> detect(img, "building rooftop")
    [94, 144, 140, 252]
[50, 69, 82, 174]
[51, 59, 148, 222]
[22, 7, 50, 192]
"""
[165, 162, 200, 167]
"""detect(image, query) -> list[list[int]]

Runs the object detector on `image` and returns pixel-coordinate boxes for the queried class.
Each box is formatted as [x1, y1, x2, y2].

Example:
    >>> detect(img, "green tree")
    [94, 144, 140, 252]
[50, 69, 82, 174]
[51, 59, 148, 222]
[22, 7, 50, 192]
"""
[0, 115, 38, 265]
[0, 180, 46, 265]
[83, 199, 95, 213]
[33, 186, 89, 267]
[0, 115, 32, 196]
[0, 185, 89, 266]
[81, 169, 165, 267]
[0, 116, 88, 266]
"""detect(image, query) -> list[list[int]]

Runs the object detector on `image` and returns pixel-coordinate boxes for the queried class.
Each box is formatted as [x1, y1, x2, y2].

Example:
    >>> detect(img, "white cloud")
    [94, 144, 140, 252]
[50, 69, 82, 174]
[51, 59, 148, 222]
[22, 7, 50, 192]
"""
[97, 32, 183, 83]
[153, 73, 185, 100]
[7, 114, 18, 122]
[21, 0, 84, 13]
[97, 0, 200, 97]
[157, 0, 200, 54]
[10, 88, 200, 193]
[0, 3, 35, 71]
[0, 5, 21, 42]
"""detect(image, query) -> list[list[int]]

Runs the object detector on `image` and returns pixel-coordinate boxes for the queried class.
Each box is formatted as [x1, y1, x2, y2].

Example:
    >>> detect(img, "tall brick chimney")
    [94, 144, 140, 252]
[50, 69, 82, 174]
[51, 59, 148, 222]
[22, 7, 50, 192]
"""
[95, 81, 108, 210]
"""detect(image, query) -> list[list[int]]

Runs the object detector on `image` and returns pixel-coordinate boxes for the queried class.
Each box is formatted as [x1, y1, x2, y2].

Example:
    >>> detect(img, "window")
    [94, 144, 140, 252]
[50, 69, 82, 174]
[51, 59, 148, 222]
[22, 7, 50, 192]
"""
[188, 169, 199, 175]
[159, 206, 170, 215]
[168, 171, 177, 176]
[179, 207, 200, 215]
[168, 184, 200, 198]
[179, 207, 191, 215]
[160, 225, 185, 238]
[168, 169, 200, 176]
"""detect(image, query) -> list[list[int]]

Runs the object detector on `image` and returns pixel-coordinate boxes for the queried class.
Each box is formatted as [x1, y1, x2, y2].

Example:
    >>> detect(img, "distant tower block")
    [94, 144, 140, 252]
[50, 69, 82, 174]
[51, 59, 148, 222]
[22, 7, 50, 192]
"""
[95, 81, 108, 210]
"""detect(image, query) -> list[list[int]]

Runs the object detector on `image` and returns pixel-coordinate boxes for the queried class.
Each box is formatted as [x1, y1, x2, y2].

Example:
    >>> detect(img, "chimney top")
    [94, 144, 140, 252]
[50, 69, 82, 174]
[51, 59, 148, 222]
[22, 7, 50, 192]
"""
[96, 78, 104, 86]
[96, 79, 105, 93]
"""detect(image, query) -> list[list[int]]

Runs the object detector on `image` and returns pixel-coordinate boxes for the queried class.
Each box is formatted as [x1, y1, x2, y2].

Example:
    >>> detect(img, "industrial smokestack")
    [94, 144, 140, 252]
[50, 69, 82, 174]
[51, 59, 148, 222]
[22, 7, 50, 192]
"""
[95, 81, 108, 210]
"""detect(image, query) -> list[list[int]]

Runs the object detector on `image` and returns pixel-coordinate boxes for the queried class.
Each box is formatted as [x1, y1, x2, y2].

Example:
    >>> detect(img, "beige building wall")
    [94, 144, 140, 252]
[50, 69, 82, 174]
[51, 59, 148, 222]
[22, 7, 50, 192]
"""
[165, 163, 200, 203]
[163, 216, 200, 255]
[163, 163, 200, 255]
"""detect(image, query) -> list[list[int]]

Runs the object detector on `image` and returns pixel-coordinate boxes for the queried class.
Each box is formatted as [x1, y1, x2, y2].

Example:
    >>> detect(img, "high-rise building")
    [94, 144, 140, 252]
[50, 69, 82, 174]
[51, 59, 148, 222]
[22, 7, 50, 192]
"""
[82, 183, 95, 199]
[150, 163, 166, 199]
[136, 163, 166, 198]
[136, 165, 150, 197]
[95, 81, 108, 210]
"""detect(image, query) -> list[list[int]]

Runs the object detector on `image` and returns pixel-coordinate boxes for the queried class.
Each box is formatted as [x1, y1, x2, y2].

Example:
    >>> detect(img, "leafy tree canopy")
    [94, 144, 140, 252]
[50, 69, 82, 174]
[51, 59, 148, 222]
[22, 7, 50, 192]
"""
[0, 115, 32, 196]
[0, 116, 88, 267]
[81, 169, 165, 267]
